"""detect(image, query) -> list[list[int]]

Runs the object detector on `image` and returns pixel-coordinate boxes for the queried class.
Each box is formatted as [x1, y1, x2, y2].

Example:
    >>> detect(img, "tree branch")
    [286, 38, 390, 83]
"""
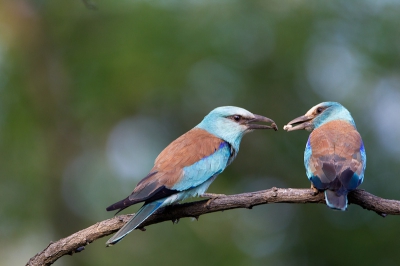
[26, 188, 400, 266]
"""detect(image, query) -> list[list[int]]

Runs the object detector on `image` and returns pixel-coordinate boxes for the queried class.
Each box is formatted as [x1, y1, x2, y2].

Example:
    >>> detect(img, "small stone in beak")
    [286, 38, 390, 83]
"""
[283, 124, 292, 131]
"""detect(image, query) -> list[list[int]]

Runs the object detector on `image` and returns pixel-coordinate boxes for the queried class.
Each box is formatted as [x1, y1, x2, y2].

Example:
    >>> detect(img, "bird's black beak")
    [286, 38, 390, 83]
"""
[247, 114, 278, 131]
[283, 115, 313, 131]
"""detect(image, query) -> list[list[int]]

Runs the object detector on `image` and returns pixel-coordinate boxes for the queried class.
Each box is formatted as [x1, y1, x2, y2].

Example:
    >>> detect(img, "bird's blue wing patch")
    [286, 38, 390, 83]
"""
[171, 142, 232, 191]
[304, 136, 313, 180]
[359, 140, 366, 184]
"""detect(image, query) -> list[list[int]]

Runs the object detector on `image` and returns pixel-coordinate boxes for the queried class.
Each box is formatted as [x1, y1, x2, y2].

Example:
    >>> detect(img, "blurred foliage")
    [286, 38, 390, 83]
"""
[1, 0, 400, 265]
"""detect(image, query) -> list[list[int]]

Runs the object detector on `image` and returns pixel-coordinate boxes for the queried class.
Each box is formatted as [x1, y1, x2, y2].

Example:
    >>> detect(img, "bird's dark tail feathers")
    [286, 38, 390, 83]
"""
[106, 200, 164, 246]
[324, 190, 347, 211]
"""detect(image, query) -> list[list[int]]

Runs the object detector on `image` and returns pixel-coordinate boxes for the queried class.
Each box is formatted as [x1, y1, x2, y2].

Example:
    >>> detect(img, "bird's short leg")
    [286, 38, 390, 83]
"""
[201, 193, 226, 207]
[311, 183, 319, 195]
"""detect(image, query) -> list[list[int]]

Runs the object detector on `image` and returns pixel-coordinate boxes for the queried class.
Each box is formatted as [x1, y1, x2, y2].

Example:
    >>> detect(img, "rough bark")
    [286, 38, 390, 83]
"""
[26, 188, 400, 266]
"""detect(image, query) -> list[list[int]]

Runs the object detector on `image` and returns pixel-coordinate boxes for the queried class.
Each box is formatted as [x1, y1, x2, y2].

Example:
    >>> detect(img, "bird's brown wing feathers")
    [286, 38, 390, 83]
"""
[106, 128, 225, 212]
[308, 120, 363, 189]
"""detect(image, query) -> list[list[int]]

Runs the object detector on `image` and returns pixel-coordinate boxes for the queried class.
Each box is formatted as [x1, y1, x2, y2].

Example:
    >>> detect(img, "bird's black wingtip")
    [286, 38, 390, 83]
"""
[106, 196, 133, 212]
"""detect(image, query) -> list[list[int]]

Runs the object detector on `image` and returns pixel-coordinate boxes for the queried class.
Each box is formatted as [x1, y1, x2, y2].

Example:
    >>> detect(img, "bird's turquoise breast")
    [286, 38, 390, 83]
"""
[172, 142, 232, 191]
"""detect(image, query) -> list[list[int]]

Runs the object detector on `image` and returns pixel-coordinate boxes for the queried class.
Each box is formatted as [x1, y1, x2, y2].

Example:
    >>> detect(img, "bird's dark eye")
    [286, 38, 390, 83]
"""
[233, 115, 241, 122]
[316, 107, 323, 114]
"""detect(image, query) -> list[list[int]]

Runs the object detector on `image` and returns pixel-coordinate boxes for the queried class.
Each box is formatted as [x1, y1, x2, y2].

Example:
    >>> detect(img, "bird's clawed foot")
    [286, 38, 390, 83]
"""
[310, 184, 319, 196]
[201, 193, 226, 207]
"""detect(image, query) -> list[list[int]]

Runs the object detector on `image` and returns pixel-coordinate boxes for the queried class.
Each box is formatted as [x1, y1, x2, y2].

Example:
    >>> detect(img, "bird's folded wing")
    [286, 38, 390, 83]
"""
[306, 120, 364, 189]
[131, 128, 232, 199]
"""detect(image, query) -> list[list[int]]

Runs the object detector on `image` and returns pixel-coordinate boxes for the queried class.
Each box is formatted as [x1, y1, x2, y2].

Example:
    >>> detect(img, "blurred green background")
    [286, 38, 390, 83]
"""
[1, 0, 400, 265]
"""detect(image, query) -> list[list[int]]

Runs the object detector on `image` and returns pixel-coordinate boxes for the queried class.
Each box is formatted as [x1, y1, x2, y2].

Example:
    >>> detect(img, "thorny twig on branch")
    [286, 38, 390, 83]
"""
[26, 188, 400, 266]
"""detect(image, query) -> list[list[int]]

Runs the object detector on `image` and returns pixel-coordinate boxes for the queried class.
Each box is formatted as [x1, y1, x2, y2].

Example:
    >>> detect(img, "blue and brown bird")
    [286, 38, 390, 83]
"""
[283, 102, 366, 211]
[106, 106, 277, 246]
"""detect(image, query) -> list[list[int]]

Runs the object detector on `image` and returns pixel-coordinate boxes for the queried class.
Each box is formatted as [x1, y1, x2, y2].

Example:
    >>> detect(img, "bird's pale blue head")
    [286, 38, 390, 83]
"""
[283, 102, 356, 132]
[196, 106, 277, 151]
